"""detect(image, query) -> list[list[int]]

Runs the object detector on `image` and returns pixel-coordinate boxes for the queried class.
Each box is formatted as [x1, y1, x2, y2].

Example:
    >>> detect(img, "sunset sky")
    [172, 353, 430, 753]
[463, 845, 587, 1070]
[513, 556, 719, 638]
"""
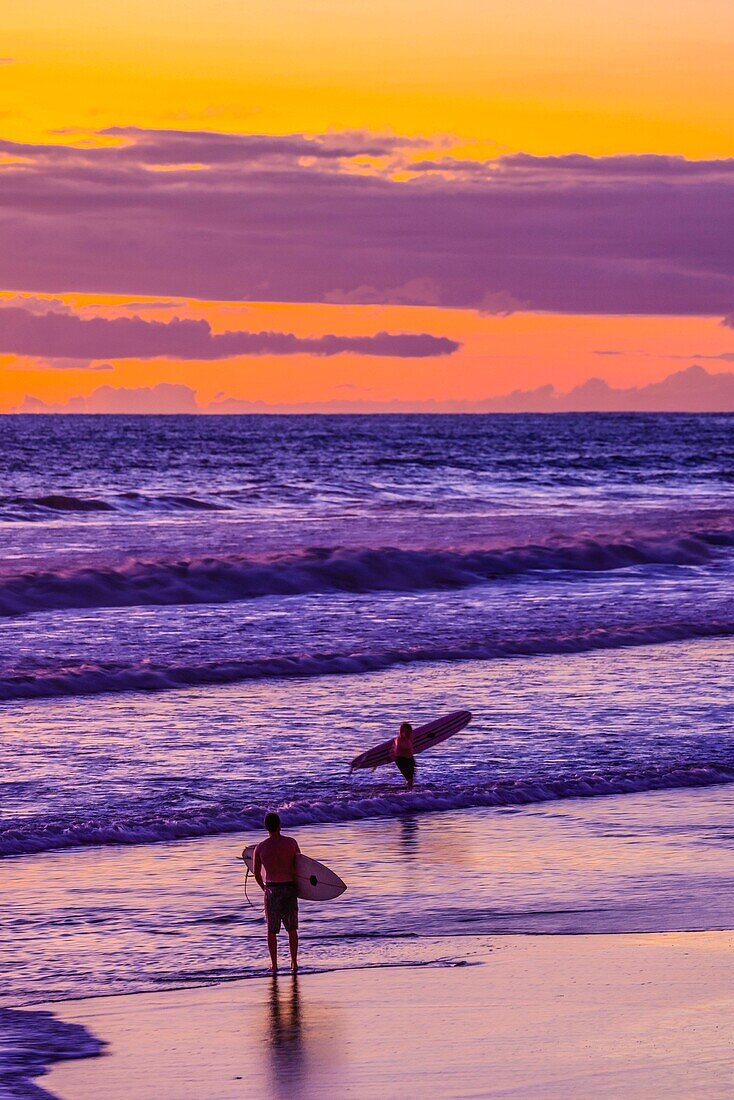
[2, 0, 733, 411]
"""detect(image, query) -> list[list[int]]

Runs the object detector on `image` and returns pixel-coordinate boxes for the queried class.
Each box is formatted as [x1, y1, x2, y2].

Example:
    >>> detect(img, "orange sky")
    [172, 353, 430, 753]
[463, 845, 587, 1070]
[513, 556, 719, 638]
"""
[2, 293, 731, 411]
[1, 1, 733, 410]
[4, 0, 734, 156]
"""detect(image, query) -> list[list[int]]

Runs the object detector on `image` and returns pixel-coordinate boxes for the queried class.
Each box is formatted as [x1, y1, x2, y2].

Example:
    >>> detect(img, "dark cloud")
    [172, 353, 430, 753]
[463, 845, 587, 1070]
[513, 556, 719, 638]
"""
[500, 153, 734, 178]
[1, 128, 733, 313]
[324, 278, 442, 305]
[0, 306, 458, 359]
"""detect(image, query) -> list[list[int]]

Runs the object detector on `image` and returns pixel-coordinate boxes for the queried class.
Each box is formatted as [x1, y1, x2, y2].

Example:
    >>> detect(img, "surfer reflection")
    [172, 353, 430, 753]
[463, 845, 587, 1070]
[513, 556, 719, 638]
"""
[390, 722, 416, 788]
[399, 815, 420, 858]
[267, 974, 305, 1096]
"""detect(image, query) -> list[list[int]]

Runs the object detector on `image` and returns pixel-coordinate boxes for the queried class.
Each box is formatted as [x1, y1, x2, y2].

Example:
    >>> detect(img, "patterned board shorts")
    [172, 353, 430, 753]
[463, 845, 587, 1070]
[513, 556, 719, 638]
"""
[264, 882, 299, 934]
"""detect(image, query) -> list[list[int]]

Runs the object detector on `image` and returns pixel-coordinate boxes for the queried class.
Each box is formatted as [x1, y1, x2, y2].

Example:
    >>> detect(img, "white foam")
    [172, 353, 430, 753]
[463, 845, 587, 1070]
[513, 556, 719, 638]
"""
[3, 763, 733, 857]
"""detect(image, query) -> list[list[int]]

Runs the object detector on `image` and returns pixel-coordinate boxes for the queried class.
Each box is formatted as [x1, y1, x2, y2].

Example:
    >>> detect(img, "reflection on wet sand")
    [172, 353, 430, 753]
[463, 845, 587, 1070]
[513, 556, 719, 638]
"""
[263, 973, 346, 1099]
[268, 974, 304, 1094]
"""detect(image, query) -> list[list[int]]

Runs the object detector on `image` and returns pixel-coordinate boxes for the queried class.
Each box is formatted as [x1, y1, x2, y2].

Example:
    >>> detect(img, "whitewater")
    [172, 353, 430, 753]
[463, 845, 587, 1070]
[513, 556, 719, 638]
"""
[1, 411, 733, 1019]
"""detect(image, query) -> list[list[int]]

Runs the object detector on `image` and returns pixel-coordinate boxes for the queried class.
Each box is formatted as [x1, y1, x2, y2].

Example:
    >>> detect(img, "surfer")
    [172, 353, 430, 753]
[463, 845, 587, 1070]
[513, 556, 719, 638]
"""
[253, 812, 300, 975]
[391, 721, 416, 788]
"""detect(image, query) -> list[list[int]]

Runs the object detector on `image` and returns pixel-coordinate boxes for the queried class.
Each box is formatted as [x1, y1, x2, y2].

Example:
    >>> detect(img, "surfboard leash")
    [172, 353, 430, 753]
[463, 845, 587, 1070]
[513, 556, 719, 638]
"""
[243, 864, 259, 911]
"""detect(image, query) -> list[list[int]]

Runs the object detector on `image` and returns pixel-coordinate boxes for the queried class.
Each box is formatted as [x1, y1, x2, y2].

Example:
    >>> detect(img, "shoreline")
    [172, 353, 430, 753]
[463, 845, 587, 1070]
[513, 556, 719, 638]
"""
[38, 930, 734, 1099]
[10, 782, 734, 1096]
[10, 783, 734, 1010]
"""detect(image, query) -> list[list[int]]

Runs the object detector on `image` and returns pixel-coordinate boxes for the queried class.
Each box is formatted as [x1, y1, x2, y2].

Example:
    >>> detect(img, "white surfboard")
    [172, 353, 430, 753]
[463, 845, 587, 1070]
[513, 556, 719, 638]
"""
[242, 845, 347, 902]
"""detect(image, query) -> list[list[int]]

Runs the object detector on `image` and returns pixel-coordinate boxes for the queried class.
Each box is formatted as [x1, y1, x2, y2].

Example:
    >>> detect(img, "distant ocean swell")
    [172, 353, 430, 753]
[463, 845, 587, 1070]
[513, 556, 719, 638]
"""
[2, 532, 732, 617]
[1, 619, 732, 703]
[3, 762, 734, 857]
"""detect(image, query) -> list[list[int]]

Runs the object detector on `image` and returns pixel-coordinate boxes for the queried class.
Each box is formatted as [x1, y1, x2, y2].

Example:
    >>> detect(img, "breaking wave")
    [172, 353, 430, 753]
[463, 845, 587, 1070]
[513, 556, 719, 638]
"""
[1, 531, 732, 617]
[1, 618, 732, 703]
[0, 491, 228, 521]
[3, 762, 733, 857]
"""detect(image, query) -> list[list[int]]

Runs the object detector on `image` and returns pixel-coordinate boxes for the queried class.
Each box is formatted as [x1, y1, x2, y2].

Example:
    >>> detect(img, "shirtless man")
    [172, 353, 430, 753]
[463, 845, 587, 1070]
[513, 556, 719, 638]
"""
[253, 812, 300, 974]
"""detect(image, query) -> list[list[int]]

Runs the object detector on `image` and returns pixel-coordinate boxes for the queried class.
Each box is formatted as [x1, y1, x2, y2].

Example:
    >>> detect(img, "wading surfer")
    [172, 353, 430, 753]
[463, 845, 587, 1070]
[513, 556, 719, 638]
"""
[253, 812, 300, 975]
[391, 721, 416, 788]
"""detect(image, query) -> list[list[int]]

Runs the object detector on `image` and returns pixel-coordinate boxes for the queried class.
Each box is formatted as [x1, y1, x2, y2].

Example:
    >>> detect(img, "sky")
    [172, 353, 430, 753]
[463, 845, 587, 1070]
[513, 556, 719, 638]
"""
[1, 0, 733, 411]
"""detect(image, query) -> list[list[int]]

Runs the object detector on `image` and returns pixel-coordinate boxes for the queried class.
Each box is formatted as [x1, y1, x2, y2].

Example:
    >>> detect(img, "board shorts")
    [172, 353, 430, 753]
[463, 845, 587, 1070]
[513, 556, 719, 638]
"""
[264, 882, 299, 934]
[395, 755, 416, 783]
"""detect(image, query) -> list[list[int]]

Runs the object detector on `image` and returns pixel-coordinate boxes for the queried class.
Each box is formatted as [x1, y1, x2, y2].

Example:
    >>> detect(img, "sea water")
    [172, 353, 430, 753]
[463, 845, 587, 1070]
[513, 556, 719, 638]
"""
[1, 415, 733, 1028]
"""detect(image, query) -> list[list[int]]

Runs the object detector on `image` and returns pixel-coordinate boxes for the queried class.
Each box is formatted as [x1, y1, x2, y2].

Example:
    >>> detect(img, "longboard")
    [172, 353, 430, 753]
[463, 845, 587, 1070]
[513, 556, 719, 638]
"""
[350, 709, 472, 771]
[242, 845, 347, 902]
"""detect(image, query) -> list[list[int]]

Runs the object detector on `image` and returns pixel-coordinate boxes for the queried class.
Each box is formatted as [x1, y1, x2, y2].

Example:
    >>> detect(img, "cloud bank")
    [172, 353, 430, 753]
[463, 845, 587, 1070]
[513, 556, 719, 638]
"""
[1, 128, 733, 313]
[15, 366, 734, 414]
[0, 307, 459, 359]
[18, 383, 198, 414]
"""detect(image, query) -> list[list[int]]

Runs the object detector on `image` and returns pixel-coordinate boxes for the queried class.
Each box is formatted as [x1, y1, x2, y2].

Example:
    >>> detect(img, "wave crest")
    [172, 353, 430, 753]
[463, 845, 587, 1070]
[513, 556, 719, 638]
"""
[0, 491, 228, 521]
[1, 532, 731, 617]
[3, 762, 733, 856]
[1, 619, 731, 702]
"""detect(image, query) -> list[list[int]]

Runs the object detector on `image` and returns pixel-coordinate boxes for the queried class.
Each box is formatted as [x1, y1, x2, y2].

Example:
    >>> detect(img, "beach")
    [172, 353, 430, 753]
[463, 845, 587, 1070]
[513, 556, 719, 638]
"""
[1, 413, 732, 1097]
[4, 0, 734, 1089]
[38, 931, 734, 1099]
[5, 782, 734, 1097]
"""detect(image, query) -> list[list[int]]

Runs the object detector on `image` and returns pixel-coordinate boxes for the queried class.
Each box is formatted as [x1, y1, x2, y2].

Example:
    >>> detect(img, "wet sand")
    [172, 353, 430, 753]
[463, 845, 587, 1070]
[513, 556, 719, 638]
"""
[43, 931, 734, 1099]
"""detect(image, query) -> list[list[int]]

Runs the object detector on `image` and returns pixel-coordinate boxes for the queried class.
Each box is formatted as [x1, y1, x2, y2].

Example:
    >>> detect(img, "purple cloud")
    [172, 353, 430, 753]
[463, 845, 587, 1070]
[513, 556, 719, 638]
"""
[18, 383, 198, 414]
[476, 290, 525, 316]
[1, 129, 733, 313]
[7, 356, 113, 372]
[0, 307, 458, 359]
[16, 365, 734, 413]
[494, 364, 734, 413]
[206, 365, 734, 412]
[325, 278, 442, 305]
[119, 299, 187, 311]
[0, 295, 71, 314]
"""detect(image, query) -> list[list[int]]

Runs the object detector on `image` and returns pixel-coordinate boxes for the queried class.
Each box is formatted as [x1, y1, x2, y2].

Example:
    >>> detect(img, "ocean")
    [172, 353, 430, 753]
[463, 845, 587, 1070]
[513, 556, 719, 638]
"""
[2, 413, 733, 1027]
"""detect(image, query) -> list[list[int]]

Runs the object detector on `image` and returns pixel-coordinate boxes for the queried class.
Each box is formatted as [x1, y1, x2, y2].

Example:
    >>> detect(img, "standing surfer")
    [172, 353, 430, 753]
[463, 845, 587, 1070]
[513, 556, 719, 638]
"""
[391, 721, 416, 788]
[253, 812, 300, 975]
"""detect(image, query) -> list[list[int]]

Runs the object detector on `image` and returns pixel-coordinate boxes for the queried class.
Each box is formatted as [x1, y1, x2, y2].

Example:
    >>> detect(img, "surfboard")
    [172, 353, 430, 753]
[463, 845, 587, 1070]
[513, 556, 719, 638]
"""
[242, 845, 347, 902]
[349, 709, 472, 771]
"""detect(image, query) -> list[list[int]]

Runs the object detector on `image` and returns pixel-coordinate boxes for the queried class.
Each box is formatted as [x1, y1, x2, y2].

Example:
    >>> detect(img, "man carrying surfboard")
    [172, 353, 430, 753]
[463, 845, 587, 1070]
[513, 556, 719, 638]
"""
[391, 721, 416, 788]
[253, 812, 300, 975]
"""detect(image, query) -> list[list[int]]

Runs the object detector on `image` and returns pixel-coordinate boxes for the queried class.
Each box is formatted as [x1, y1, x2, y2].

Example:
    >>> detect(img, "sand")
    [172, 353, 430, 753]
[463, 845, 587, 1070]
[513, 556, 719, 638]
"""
[42, 931, 734, 1099]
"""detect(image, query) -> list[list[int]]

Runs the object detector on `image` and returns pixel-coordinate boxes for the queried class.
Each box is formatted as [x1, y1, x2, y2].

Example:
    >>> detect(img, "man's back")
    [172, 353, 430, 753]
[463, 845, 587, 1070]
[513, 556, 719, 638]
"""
[255, 833, 299, 883]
